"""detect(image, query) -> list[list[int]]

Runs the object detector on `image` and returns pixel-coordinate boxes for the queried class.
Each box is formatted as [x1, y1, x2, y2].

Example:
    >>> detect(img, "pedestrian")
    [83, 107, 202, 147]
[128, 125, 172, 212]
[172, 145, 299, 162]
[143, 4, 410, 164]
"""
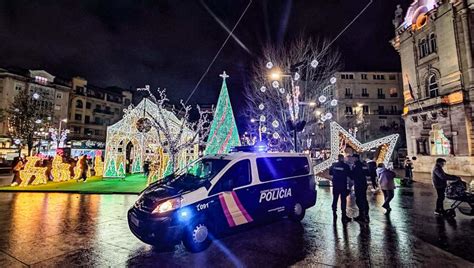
[10, 157, 24, 186]
[432, 158, 459, 215]
[367, 157, 378, 191]
[378, 163, 397, 214]
[329, 154, 352, 223]
[404, 158, 414, 183]
[143, 160, 150, 178]
[76, 156, 88, 182]
[351, 154, 370, 223]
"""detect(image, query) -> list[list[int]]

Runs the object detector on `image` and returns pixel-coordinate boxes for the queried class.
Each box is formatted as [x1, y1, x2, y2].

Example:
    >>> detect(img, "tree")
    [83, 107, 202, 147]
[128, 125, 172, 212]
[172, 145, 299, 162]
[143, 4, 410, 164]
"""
[204, 72, 241, 155]
[139, 87, 212, 173]
[7, 89, 48, 155]
[244, 37, 341, 151]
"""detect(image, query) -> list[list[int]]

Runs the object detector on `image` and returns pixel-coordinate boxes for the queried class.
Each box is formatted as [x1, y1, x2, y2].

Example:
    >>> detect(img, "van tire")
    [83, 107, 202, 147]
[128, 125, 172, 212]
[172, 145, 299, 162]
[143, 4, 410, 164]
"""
[289, 202, 305, 222]
[182, 220, 212, 253]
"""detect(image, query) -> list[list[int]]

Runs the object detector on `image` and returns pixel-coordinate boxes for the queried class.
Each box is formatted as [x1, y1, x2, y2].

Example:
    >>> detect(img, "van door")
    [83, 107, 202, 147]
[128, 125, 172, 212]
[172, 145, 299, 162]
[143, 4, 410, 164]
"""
[209, 160, 257, 229]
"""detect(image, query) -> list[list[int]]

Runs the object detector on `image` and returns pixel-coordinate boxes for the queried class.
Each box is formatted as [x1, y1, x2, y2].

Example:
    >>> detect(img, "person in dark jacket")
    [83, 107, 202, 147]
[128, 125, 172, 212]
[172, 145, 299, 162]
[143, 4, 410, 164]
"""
[351, 154, 370, 222]
[367, 157, 378, 191]
[329, 154, 352, 223]
[432, 158, 459, 215]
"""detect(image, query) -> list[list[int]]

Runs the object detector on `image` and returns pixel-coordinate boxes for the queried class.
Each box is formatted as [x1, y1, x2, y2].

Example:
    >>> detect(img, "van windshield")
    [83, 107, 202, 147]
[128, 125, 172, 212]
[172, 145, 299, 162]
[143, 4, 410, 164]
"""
[167, 158, 230, 191]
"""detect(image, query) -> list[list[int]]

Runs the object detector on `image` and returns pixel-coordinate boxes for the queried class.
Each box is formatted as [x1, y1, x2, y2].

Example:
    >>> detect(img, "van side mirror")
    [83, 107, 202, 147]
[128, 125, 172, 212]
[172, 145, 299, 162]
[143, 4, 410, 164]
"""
[204, 180, 212, 190]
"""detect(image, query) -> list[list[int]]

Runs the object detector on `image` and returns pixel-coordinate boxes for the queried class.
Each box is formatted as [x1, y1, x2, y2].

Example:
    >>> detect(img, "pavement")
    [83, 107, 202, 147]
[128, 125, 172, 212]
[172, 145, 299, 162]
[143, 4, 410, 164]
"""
[0, 174, 12, 187]
[0, 180, 472, 267]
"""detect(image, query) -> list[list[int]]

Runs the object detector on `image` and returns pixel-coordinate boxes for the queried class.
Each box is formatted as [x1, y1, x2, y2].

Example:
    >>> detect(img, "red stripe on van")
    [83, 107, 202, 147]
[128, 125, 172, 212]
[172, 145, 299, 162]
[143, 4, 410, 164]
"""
[219, 194, 236, 227]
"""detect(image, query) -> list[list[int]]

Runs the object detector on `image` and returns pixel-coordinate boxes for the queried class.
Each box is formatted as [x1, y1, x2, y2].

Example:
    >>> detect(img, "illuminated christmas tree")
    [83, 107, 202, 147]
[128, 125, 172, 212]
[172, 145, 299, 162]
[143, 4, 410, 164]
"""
[204, 71, 241, 155]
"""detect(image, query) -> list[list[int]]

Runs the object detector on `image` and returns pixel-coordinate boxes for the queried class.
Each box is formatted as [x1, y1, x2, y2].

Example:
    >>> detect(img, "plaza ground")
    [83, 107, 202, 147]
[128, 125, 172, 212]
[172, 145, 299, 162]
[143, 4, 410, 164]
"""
[0, 178, 472, 267]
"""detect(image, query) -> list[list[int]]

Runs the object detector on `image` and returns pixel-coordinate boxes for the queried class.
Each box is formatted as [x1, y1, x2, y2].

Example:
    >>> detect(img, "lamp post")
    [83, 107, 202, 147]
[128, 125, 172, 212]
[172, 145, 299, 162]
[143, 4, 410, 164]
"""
[251, 118, 263, 141]
[54, 118, 68, 148]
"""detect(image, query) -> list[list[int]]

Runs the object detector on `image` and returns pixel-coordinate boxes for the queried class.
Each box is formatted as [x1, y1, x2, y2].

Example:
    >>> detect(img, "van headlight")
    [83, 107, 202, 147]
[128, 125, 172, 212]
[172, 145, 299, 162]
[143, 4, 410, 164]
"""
[152, 197, 181, 214]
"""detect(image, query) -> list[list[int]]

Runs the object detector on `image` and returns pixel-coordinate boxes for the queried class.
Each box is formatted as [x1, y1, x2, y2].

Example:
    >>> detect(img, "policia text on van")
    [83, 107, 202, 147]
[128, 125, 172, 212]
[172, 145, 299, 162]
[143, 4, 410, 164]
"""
[128, 151, 317, 252]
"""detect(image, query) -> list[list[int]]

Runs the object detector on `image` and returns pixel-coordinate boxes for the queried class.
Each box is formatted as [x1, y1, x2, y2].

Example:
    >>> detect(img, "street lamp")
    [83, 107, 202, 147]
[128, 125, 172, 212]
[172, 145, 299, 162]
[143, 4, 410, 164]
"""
[251, 118, 264, 141]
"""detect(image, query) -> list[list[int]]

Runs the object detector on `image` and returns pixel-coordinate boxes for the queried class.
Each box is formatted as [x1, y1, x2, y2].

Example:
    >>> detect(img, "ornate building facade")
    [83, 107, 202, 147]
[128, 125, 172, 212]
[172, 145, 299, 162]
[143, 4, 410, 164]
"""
[391, 0, 474, 176]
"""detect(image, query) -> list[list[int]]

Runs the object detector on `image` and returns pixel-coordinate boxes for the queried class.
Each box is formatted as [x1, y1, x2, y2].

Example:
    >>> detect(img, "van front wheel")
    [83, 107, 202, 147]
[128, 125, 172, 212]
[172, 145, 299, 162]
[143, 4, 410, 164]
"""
[289, 202, 305, 222]
[182, 221, 212, 253]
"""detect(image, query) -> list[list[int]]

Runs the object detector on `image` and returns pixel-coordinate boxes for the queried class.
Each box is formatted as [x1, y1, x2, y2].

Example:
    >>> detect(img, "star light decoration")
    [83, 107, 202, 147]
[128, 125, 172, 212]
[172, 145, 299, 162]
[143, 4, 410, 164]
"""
[314, 122, 399, 175]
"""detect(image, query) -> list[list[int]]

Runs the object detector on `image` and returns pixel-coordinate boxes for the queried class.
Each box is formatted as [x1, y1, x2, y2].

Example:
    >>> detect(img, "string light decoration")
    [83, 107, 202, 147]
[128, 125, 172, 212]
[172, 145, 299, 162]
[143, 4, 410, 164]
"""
[51, 155, 72, 182]
[204, 71, 241, 155]
[94, 156, 104, 177]
[314, 122, 399, 175]
[18, 156, 48, 186]
[73, 155, 87, 180]
[104, 97, 196, 178]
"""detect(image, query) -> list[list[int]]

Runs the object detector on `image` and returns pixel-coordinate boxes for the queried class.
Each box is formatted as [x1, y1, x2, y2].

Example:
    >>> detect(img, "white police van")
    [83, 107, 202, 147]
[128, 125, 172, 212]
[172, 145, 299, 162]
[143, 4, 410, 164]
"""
[128, 148, 317, 252]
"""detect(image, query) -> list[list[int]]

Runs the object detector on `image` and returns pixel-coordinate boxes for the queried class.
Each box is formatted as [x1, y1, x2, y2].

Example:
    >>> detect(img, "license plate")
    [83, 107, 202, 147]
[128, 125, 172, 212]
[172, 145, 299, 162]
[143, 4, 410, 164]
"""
[130, 214, 140, 227]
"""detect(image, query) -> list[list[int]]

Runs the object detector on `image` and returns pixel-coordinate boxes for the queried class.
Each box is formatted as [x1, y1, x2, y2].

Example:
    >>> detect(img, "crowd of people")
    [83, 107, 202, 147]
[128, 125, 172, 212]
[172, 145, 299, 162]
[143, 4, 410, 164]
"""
[329, 154, 462, 223]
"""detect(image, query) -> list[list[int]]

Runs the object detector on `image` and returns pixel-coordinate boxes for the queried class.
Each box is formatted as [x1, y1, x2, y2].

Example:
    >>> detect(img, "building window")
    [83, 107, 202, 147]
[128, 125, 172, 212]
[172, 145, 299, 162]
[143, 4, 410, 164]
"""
[429, 33, 437, 54]
[75, 114, 82, 121]
[85, 128, 93, 136]
[373, 74, 385, 80]
[378, 106, 385, 114]
[361, 88, 368, 97]
[76, 100, 83, 109]
[85, 115, 90, 124]
[389, 88, 398, 97]
[124, 99, 131, 106]
[362, 105, 369, 114]
[345, 106, 353, 115]
[86, 102, 91, 109]
[345, 88, 352, 98]
[427, 74, 439, 98]
[73, 127, 81, 134]
[361, 74, 367, 80]
[56, 93, 62, 99]
[416, 138, 428, 155]
[95, 104, 101, 111]
[377, 88, 385, 99]
[419, 38, 430, 58]
[54, 105, 61, 111]
[390, 105, 398, 114]
[430, 124, 450, 155]
[389, 74, 396, 80]
[35, 76, 48, 84]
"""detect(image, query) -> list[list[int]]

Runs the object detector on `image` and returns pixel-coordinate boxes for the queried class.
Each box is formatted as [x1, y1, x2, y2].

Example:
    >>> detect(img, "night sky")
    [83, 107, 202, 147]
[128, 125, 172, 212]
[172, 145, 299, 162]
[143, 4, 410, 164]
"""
[0, 0, 412, 118]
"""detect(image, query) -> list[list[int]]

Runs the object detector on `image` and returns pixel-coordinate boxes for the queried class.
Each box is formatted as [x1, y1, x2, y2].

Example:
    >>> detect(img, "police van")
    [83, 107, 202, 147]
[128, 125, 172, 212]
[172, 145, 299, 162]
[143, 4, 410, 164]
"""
[128, 149, 317, 252]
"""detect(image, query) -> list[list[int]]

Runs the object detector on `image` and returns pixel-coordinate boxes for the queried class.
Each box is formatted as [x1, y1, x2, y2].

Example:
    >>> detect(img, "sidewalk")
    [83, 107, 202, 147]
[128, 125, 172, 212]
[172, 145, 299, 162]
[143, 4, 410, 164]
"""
[0, 174, 12, 187]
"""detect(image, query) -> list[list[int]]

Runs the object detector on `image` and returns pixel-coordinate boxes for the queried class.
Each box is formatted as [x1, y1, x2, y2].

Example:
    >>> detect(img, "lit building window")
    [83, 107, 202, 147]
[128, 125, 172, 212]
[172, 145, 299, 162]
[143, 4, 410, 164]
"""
[430, 124, 450, 155]
[35, 76, 48, 84]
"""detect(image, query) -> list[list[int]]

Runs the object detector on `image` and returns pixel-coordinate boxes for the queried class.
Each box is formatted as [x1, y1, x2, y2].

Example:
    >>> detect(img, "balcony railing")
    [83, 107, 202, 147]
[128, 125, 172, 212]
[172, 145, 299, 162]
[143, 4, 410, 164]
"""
[344, 94, 353, 99]
[93, 109, 113, 115]
[362, 93, 369, 97]
[377, 94, 386, 99]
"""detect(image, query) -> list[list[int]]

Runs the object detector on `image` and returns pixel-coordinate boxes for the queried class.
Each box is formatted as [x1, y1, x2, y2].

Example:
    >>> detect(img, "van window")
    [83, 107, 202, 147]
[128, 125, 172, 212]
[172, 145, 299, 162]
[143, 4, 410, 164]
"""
[210, 160, 251, 195]
[256, 157, 309, 182]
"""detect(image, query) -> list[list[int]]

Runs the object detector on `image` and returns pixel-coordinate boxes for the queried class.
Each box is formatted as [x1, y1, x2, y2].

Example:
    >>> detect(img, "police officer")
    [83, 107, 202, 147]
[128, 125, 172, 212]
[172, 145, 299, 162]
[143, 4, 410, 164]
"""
[329, 154, 352, 223]
[351, 154, 370, 223]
